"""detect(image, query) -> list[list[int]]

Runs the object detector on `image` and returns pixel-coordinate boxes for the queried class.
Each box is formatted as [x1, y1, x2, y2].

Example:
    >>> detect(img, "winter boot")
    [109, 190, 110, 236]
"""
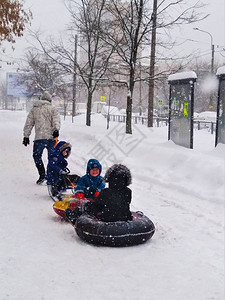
[51, 185, 62, 201]
[36, 163, 46, 184]
[51, 185, 59, 197]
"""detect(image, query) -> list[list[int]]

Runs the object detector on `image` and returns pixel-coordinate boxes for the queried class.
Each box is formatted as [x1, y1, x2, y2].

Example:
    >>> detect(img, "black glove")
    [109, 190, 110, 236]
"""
[52, 130, 59, 138]
[23, 137, 30, 146]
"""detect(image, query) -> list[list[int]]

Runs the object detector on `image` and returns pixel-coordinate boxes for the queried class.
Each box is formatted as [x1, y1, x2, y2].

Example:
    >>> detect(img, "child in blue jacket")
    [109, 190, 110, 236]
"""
[47, 141, 71, 185]
[46, 141, 80, 199]
[74, 159, 105, 199]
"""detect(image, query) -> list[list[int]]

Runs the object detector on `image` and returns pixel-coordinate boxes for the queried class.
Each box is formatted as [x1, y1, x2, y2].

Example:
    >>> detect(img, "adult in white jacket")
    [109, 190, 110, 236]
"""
[23, 91, 61, 184]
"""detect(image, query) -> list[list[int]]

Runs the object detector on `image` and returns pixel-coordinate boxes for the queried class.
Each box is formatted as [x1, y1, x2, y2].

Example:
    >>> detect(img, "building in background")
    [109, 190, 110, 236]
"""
[5, 72, 31, 110]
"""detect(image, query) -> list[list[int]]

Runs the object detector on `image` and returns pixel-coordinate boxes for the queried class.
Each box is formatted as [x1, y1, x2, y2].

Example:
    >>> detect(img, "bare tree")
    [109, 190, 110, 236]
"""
[101, 0, 208, 133]
[19, 48, 71, 118]
[66, 0, 115, 126]
[147, 0, 208, 125]
[21, 58, 71, 117]
[148, 0, 157, 128]
[23, 0, 208, 131]
[25, 30, 79, 118]
[26, 0, 114, 126]
[102, 0, 153, 134]
[19, 49, 69, 95]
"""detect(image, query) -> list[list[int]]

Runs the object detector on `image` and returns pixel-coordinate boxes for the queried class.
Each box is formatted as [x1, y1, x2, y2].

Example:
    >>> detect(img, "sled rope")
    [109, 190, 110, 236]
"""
[66, 176, 76, 188]
[54, 137, 58, 148]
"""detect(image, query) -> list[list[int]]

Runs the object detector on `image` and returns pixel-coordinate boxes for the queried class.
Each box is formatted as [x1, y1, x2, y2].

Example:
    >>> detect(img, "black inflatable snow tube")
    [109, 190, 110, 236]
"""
[75, 212, 155, 247]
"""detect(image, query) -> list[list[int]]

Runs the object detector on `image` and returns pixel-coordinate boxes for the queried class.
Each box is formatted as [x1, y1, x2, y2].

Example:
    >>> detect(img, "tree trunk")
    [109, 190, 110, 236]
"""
[126, 93, 132, 134]
[86, 90, 92, 126]
[147, 0, 157, 127]
[72, 34, 78, 119]
[126, 68, 135, 134]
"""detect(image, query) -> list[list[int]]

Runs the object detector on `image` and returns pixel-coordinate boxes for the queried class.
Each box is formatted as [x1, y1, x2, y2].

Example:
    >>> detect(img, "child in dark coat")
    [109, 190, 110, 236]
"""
[85, 164, 133, 222]
[74, 159, 105, 199]
[46, 141, 75, 197]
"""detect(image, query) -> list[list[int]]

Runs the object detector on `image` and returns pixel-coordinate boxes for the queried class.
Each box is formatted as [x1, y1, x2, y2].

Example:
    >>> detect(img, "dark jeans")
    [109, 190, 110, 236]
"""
[33, 139, 55, 166]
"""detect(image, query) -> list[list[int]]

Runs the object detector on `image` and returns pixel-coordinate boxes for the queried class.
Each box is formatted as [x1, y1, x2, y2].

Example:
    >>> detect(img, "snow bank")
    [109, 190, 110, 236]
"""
[0, 110, 224, 300]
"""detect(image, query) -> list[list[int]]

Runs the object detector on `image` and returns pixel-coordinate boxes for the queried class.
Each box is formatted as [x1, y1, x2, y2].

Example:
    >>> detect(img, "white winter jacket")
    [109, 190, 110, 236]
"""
[23, 100, 61, 141]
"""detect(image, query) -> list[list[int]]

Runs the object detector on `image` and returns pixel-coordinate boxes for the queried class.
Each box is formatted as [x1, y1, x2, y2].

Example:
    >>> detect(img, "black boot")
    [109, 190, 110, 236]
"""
[36, 163, 45, 184]
[51, 185, 59, 197]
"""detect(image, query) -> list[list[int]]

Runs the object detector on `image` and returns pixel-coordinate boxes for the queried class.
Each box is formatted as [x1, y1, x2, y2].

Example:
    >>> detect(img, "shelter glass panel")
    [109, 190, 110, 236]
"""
[169, 83, 193, 148]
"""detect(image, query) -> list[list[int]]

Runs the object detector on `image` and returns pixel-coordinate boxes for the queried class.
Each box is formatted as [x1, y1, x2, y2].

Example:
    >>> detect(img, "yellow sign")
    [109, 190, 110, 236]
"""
[100, 96, 105, 102]
[184, 102, 189, 117]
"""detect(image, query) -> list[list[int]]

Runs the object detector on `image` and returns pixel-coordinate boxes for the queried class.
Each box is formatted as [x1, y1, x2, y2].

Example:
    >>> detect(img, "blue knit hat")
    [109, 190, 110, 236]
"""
[86, 159, 102, 175]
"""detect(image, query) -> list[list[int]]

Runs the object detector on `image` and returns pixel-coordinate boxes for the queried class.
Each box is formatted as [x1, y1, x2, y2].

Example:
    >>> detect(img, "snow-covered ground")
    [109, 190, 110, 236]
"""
[0, 110, 224, 300]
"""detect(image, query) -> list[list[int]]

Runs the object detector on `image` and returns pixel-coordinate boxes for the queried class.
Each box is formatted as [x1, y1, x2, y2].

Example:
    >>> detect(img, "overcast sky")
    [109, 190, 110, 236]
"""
[0, 0, 224, 76]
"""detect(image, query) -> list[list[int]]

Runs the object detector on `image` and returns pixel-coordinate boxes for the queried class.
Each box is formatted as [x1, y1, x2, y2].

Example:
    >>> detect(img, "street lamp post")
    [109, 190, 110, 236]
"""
[193, 27, 215, 109]
[193, 27, 215, 73]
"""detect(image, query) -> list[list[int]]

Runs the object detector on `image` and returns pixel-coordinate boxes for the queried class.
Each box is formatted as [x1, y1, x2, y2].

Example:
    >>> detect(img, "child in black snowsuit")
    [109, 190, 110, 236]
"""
[85, 164, 133, 222]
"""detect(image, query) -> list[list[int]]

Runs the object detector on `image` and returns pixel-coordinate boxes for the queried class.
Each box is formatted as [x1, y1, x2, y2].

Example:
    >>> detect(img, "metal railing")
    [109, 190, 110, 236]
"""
[103, 114, 216, 134]
[193, 120, 216, 134]
[103, 114, 168, 127]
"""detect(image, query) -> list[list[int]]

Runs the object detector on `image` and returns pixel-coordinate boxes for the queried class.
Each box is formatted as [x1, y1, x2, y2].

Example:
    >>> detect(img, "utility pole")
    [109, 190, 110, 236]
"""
[147, 0, 157, 127]
[107, 89, 111, 130]
[139, 61, 142, 116]
[209, 43, 215, 109]
[72, 34, 78, 122]
[211, 44, 215, 74]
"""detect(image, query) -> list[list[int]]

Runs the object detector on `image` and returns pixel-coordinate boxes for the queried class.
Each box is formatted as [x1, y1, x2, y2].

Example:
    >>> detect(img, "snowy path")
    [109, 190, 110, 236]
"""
[0, 110, 224, 300]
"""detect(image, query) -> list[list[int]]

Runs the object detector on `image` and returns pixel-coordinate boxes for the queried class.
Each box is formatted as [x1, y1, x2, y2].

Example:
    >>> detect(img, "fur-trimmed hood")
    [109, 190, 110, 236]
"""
[54, 141, 72, 153]
[104, 164, 132, 189]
